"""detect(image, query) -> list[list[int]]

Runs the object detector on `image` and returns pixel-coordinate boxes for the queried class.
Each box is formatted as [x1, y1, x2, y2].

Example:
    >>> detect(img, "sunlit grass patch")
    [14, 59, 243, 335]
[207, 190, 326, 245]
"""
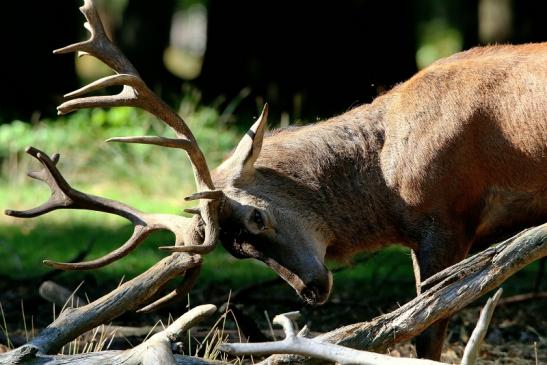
[0, 214, 277, 288]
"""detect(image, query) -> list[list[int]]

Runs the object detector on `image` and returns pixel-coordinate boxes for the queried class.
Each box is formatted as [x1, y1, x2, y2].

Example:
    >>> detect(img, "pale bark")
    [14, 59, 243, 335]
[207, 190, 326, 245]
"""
[29, 253, 202, 355]
[0, 351, 226, 365]
[461, 289, 503, 365]
[221, 312, 442, 365]
[0, 305, 224, 365]
[221, 290, 504, 365]
[265, 223, 546, 364]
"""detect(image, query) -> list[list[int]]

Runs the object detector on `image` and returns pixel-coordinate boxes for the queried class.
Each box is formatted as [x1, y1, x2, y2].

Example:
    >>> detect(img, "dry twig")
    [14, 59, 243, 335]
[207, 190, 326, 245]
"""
[461, 289, 503, 365]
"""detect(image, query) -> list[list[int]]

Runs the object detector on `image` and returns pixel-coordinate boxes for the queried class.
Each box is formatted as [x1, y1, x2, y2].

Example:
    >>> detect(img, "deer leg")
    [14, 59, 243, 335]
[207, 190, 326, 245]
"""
[412, 220, 471, 360]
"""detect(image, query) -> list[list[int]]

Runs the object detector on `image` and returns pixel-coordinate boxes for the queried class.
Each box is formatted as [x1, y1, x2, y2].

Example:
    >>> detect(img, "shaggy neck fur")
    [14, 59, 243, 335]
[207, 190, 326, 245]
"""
[255, 96, 405, 260]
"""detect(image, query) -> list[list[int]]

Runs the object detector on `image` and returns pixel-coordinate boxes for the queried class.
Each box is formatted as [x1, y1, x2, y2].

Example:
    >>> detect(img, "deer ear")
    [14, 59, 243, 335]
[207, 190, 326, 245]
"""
[230, 104, 269, 176]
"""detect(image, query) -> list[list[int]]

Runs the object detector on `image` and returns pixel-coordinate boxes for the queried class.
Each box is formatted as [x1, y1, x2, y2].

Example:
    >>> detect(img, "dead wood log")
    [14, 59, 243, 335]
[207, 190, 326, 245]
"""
[38, 280, 165, 340]
[0, 305, 226, 365]
[28, 253, 201, 355]
[38, 281, 85, 309]
[0, 350, 226, 365]
[221, 312, 442, 365]
[221, 288, 503, 365]
[264, 223, 546, 364]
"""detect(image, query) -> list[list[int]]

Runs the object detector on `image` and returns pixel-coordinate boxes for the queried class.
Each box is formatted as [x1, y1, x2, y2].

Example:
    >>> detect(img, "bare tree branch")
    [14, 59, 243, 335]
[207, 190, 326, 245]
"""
[221, 312, 442, 365]
[38, 281, 85, 309]
[222, 289, 504, 365]
[28, 253, 201, 354]
[461, 288, 503, 365]
[496, 291, 547, 305]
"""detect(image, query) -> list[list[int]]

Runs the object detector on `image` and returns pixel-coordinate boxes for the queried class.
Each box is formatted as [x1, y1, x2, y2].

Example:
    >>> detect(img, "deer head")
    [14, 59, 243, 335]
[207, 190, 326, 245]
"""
[176, 106, 334, 305]
[7, 0, 334, 309]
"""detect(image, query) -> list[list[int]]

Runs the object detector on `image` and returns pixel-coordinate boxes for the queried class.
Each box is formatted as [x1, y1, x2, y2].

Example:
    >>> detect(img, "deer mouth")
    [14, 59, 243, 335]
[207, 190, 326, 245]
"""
[299, 269, 333, 306]
[299, 283, 331, 305]
[220, 231, 332, 305]
[262, 257, 333, 306]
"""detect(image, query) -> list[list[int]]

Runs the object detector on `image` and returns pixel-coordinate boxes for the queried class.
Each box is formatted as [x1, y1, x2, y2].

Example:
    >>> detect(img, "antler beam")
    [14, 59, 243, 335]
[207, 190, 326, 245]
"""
[55, 0, 223, 253]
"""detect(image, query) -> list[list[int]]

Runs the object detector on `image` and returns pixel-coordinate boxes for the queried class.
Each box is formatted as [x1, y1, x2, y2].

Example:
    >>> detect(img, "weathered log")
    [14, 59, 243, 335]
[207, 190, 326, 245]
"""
[0, 350, 226, 365]
[0, 305, 225, 365]
[28, 253, 202, 355]
[39, 281, 85, 309]
[221, 312, 442, 365]
[265, 223, 546, 364]
[223, 291, 503, 364]
[38, 280, 164, 340]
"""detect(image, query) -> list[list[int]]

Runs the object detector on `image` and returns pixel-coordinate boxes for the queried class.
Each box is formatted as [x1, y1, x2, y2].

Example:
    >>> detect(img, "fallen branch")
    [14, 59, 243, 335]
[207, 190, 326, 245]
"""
[0, 305, 226, 365]
[28, 253, 202, 355]
[38, 280, 165, 341]
[461, 289, 502, 365]
[222, 289, 503, 365]
[265, 223, 546, 364]
[496, 291, 547, 306]
[221, 312, 441, 365]
[38, 281, 85, 309]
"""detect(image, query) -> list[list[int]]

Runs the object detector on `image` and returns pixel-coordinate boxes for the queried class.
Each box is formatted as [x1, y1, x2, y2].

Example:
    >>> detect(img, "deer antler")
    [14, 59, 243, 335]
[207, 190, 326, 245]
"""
[54, 0, 222, 254]
[5, 147, 193, 270]
[5, 0, 224, 312]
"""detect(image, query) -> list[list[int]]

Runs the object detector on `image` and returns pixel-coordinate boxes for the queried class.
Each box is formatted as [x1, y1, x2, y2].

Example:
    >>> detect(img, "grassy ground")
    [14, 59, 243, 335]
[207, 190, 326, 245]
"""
[0, 103, 545, 363]
[0, 101, 242, 279]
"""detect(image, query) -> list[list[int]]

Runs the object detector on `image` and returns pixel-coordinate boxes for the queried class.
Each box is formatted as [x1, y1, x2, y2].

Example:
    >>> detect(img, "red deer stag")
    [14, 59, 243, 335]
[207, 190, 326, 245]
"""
[189, 42, 547, 359]
[6, 0, 546, 360]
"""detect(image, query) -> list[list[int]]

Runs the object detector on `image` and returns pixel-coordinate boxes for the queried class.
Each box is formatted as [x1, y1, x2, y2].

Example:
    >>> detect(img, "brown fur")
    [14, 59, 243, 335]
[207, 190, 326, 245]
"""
[211, 43, 547, 360]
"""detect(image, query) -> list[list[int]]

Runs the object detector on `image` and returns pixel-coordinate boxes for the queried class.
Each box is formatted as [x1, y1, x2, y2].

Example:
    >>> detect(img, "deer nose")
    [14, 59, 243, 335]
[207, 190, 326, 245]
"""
[301, 270, 333, 305]
[301, 282, 329, 306]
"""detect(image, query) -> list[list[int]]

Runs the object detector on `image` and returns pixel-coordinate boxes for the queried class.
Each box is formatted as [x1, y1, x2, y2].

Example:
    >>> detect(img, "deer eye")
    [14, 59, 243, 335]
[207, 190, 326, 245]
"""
[252, 209, 266, 230]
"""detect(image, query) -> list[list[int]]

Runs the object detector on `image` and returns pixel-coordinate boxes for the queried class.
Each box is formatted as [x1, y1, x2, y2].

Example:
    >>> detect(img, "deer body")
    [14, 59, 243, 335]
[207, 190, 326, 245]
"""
[214, 43, 547, 359]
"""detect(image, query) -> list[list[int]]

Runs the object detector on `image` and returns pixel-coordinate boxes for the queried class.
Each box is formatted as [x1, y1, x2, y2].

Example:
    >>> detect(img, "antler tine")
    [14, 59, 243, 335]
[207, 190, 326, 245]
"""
[158, 244, 215, 254]
[106, 135, 194, 150]
[56, 0, 223, 253]
[53, 0, 138, 76]
[5, 147, 194, 270]
[6, 147, 79, 218]
[55, 0, 206, 183]
[43, 226, 150, 270]
[6, 147, 139, 220]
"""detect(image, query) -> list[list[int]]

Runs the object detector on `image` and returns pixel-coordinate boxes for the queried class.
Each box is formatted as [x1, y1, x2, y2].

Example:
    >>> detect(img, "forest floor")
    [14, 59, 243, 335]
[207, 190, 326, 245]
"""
[0, 246, 544, 364]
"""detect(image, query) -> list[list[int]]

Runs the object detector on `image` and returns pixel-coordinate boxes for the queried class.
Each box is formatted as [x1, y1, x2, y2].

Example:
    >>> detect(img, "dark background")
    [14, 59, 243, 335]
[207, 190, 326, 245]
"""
[0, 0, 545, 124]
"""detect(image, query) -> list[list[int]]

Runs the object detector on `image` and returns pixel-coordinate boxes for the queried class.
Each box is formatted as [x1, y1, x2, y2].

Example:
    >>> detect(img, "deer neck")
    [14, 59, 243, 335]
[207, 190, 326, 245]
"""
[257, 99, 403, 261]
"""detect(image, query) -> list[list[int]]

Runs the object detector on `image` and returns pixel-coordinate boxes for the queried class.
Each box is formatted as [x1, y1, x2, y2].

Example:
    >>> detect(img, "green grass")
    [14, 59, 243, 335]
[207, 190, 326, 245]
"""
[0, 217, 278, 286]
